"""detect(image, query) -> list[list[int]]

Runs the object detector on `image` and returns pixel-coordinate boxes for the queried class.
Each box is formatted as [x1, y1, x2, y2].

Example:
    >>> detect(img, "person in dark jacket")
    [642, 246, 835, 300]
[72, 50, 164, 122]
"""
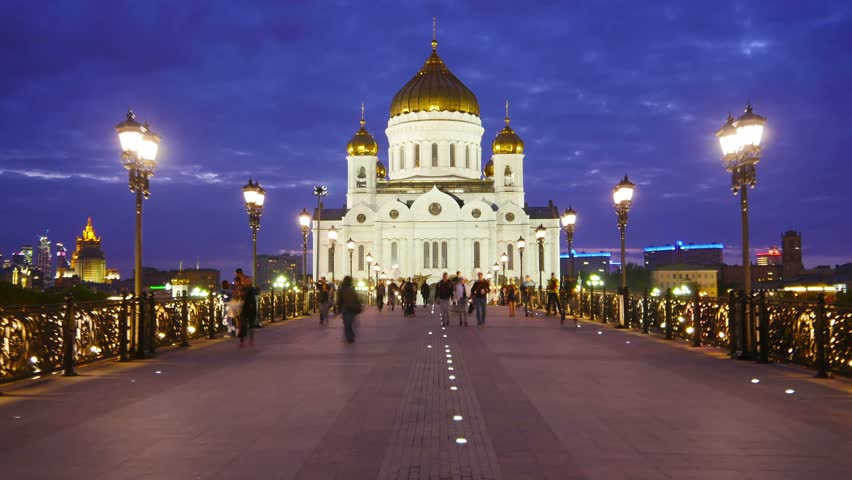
[376, 281, 386, 312]
[420, 281, 430, 308]
[336, 276, 361, 343]
[471, 272, 490, 327]
[436, 272, 453, 326]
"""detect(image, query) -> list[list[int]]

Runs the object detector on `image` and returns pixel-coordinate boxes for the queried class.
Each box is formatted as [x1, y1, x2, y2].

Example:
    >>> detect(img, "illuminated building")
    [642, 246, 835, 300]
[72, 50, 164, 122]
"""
[651, 265, 718, 296]
[55, 243, 72, 277]
[37, 235, 52, 284]
[756, 247, 782, 266]
[72, 218, 106, 283]
[12, 245, 33, 267]
[782, 230, 804, 278]
[170, 267, 190, 298]
[105, 269, 121, 284]
[257, 253, 302, 287]
[314, 33, 562, 284]
[562, 251, 611, 275]
[644, 240, 724, 270]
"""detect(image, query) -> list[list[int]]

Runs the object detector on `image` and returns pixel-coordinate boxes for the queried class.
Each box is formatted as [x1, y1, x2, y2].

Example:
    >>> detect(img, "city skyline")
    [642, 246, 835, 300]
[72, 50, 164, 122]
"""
[1, 1, 850, 276]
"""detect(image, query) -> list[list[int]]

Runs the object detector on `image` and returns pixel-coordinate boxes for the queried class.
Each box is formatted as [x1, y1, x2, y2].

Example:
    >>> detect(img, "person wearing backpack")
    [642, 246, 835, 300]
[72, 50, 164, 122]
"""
[435, 272, 453, 326]
[336, 276, 361, 343]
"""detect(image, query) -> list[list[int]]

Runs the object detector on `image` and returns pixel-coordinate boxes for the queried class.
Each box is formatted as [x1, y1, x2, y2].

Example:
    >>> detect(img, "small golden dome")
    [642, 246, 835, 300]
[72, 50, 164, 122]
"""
[492, 101, 524, 154]
[346, 107, 379, 156]
[376, 160, 386, 179]
[389, 39, 479, 118]
[484, 159, 494, 178]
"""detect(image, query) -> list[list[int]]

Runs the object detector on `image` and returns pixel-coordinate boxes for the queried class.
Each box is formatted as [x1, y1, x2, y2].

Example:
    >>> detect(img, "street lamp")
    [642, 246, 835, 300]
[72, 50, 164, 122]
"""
[716, 103, 766, 359]
[500, 252, 508, 287]
[535, 224, 546, 304]
[327, 226, 338, 284]
[366, 252, 374, 287]
[313, 185, 328, 282]
[373, 263, 381, 290]
[517, 236, 526, 283]
[116, 109, 160, 358]
[560, 206, 577, 284]
[613, 176, 634, 291]
[587, 274, 604, 322]
[346, 237, 355, 278]
[242, 179, 265, 286]
[298, 208, 311, 288]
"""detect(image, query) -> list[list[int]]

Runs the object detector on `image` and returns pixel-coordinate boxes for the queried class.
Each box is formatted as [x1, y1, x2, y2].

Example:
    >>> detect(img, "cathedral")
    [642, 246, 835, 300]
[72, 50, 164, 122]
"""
[312, 36, 562, 285]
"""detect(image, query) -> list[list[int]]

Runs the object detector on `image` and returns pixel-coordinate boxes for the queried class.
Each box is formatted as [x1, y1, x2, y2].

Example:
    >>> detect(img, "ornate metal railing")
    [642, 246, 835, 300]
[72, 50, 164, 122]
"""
[1, 289, 317, 384]
[573, 290, 851, 377]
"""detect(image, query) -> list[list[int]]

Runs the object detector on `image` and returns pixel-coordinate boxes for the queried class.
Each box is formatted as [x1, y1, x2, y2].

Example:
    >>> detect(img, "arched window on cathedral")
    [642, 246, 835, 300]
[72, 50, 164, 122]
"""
[423, 242, 430, 269]
[391, 241, 398, 266]
[432, 143, 438, 167]
[507, 243, 514, 270]
[432, 241, 439, 268]
[358, 245, 365, 271]
[465, 145, 470, 169]
[414, 144, 420, 167]
[449, 144, 456, 167]
[473, 241, 481, 268]
[441, 242, 448, 268]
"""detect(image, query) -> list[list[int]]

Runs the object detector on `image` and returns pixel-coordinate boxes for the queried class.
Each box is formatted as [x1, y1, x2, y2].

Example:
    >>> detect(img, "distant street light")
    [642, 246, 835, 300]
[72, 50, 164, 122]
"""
[716, 103, 767, 360]
[327, 226, 338, 284]
[560, 206, 577, 285]
[298, 208, 311, 290]
[517, 236, 526, 284]
[346, 237, 355, 278]
[500, 252, 508, 287]
[613, 176, 634, 291]
[242, 179, 265, 287]
[535, 224, 546, 303]
[115, 109, 160, 359]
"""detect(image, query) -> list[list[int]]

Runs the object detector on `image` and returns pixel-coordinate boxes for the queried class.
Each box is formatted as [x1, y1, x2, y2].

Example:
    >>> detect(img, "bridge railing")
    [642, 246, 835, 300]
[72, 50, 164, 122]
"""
[0, 289, 316, 384]
[573, 290, 851, 377]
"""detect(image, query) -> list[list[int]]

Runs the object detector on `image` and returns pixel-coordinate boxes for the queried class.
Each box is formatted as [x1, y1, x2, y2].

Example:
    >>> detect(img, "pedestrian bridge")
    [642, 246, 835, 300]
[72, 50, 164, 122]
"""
[1, 305, 850, 479]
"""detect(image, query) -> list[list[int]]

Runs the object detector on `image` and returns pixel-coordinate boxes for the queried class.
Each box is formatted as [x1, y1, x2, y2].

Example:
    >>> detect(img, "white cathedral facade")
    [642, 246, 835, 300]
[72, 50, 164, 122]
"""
[312, 38, 562, 285]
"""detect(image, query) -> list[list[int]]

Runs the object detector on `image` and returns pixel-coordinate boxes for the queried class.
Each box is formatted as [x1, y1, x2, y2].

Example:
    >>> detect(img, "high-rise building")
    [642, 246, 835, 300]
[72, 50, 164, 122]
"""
[55, 242, 72, 278]
[12, 245, 33, 266]
[782, 231, 804, 278]
[257, 254, 303, 287]
[644, 241, 723, 270]
[756, 247, 782, 266]
[37, 234, 52, 283]
[72, 218, 106, 283]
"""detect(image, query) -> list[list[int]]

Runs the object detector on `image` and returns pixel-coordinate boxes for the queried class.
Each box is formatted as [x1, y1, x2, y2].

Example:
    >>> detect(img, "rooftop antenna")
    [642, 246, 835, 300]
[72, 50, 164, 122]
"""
[360, 102, 365, 127]
[432, 17, 437, 51]
[505, 99, 510, 125]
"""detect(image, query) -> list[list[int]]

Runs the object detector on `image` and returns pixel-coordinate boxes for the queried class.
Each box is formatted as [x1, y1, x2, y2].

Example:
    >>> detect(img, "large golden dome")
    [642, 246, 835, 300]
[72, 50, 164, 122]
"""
[346, 114, 379, 156]
[389, 40, 479, 118]
[492, 101, 524, 154]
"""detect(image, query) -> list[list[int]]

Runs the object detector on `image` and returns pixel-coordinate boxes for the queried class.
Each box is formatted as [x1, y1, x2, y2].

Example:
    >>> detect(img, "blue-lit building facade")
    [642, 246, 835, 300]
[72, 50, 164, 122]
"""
[644, 241, 723, 270]
[561, 251, 612, 277]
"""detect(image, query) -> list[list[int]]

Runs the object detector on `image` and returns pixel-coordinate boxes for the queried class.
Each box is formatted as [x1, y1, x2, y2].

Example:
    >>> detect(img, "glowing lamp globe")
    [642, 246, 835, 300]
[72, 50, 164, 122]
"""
[734, 104, 766, 149]
[115, 110, 145, 155]
[561, 206, 577, 227]
[328, 225, 338, 242]
[298, 209, 311, 230]
[613, 176, 635, 205]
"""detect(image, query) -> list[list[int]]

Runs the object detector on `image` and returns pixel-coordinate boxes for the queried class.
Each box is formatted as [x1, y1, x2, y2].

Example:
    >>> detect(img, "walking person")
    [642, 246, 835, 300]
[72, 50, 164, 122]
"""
[546, 273, 565, 321]
[231, 282, 253, 347]
[471, 272, 490, 327]
[376, 281, 386, 313]
[454, 274, 469, 326]
[435, 272, 453, 326]
[235, 268, 259, 329]
[506, 280, 518, 317]
[421, 281, 431, 308]
[403, 278, 417, 317]
[317, 278, 330, 325]
[336, 276, 362, 343]
[388, 280, 399, 311]
[522, 275, 534, 317]
[220, 280, 237, 336]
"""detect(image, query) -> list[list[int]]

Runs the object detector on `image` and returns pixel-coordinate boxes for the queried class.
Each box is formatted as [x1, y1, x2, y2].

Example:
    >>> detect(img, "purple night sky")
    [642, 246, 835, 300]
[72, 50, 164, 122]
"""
[1, 0, 850, 277]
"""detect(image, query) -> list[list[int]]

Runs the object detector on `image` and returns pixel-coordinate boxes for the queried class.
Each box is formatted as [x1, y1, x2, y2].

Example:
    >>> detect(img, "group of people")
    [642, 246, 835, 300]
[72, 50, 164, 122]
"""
[316, 277, 336, 325]
[221, 268, 259, 347]
[433, 271, 491, 327]
[376, 278, 423, 317]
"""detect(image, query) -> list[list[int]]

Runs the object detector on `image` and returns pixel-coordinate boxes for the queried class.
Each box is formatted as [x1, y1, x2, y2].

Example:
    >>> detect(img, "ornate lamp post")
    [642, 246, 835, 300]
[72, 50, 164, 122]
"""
[373, 263, 381, 292]
[242, 179, 265, 286]
[327, 226, 338, 284]
[517, 237, 525, 284]
[613, 176, 635, 290]
[613, 176, 634, 328]
[312, 185, 328, 284]
[560, 206, 577, 284]
[535, 224, 546, 304]
[500, 252, 508, 287]
[298, 209, 312, 313]
[716, 104, 766, 359]
[366, 252, 374, 286]
[346, 237, 355, 278]
[115, 109, 160, 358]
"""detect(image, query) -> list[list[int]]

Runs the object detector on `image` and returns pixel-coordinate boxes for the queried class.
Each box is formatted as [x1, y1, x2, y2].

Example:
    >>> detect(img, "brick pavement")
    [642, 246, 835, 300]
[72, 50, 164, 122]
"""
[1, 305, 850, 479]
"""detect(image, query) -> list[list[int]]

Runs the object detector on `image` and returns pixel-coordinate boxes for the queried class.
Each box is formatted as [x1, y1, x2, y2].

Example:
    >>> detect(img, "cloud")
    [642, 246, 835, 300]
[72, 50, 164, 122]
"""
[740, 40, 768, 56]
[0, 168, 121, 183]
